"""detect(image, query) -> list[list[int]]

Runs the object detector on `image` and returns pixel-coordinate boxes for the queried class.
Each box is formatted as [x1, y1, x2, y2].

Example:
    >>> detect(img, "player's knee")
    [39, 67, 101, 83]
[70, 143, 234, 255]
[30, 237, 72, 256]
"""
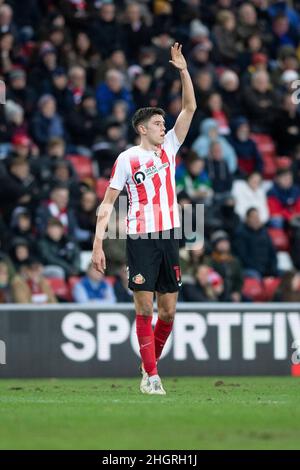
[139, 302, 153, 317]
[158, 307, 175, 323]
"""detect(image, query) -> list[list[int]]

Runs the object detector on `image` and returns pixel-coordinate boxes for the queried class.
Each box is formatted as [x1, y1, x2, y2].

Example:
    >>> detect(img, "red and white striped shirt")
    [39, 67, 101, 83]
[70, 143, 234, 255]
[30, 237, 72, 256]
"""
[109, 129, 181, 234]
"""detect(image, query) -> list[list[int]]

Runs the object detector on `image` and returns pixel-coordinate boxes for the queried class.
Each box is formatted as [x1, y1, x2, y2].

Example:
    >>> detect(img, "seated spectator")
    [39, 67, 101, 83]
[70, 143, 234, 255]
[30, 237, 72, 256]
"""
[273, 93, 300, 156]
[179, 241, 206, 276]
[93, 120, 127, 177]
[4, 101, 28, 143]
[274, 270, 300, 302]
[192, 118, 237, 173]
[232, 172, 269, 224]
[114, 264, 133, 303]
[6, 68, 36, 116]
[10, 207, 35, 251]
[205, 141, 233, 198]
[74, 189, 98, 250]
[50, 160, 81, 204]
[37, 218, 80, 278]
[219, 70, 244, 118]
[35, 184, 78, 237]
[267, 169, 300, 228]
[183, 264, 225, 302]
[212, 10, 238, 66]
[11, 258, 57, 304]
[0, 261, 14, 303]
[205, 230, 243, 302]
[176, 151, 213, 204]
[66, 92, 102, 148]
[30, 94, 65, 152]
[234, 208, 278, 279]
[242, 70, 278, 133]
[46, 67, 74, 116]
[96, 69, 135, 118]
[29, 42, 58, 94]
[9, 237, 33, 271]
[67, 66, 93, 106]
[205, 195, 241, 240]
[73, 263, 116, 304]
[229, 117, 263, 176]
[204, 92, 230, 135]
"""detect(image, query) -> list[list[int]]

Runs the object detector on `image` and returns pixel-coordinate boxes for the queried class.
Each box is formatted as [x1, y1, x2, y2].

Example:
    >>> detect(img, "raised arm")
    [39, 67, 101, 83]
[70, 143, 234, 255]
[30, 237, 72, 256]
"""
[92, 187, 121, 273]
[169, 43, 197, 145]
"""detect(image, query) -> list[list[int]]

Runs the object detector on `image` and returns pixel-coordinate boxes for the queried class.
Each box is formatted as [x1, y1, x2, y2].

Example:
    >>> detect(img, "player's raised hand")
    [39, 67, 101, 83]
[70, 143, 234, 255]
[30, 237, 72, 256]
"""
[169, 42, 187, 71]
[92, 247, 106, 274]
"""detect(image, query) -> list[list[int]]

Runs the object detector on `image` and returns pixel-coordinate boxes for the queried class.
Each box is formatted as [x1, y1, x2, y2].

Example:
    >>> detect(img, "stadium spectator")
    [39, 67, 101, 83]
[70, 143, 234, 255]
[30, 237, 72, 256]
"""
[31, 95, 65, 152]
[232, 172, 269, 224]
[11, 258, 57, 304]
[176, 151, 213, 204]
[89, 1, 123, 59]
[183, 264, 225, 302]
[74, 189, 98, 250]
[73, 263, 116, 304]
[273, 93, 300, 156]
[228, 116, 263, 176]
[35, 184, 77, 237]
[9, 237, 32, 272]
[267, 168, 300, 227]
[37, 218, 80, 278]
[205, 230, 243, 302]
[234, 208, 278, 279]
[0, 261, 14, 303]
[192, 118, 237, 173]
[274, 270, 300, 302]
[66, 92, 102, 148]
[219, 70, 243, 118]
[114, 264, 133, 303]
[212, 10, 238, 66]
[205, 141, 233, 197]
[96, 69, 135, 118]
[242, 70, 278, 133]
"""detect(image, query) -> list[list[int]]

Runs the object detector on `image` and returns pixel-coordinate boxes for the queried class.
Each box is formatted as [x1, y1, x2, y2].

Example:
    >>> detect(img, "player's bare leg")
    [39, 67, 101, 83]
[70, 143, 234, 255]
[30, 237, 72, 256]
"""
[134, 291, 166, 395]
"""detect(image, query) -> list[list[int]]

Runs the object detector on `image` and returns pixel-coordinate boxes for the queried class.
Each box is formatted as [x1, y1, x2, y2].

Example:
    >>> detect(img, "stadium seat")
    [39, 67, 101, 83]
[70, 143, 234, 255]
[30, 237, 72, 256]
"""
[250, 134, 277, 179]
[263, 277, 281, 301]
[267, 228, 290, 252]
[66, 154, 95, 180]
[46, 277, 70, 300]
[95, 177, 110, 200]
[242, 277, 264, 301]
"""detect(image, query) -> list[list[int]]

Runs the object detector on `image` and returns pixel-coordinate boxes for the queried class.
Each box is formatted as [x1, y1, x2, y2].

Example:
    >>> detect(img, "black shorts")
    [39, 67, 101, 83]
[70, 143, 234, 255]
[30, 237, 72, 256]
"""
[126, 228, 182, 293]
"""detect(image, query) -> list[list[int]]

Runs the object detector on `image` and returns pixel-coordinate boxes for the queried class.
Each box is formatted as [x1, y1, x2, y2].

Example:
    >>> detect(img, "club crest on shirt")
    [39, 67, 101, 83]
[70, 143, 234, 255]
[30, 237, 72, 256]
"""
[132, 273, 145, 284]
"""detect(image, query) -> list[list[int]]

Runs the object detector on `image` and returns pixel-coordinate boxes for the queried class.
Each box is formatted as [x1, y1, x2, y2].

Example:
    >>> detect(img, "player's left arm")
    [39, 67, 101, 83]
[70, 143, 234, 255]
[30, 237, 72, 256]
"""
[169, 43, 197, 145]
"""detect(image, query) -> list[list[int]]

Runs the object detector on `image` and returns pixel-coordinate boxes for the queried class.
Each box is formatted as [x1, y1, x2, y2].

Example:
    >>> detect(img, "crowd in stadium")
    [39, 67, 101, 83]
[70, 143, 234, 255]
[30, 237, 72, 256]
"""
[1, 0, 300, 304]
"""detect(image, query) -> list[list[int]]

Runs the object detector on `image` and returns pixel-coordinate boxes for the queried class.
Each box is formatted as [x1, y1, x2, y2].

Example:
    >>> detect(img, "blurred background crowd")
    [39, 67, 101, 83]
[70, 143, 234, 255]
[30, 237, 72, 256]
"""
[1, 0, 300, 305]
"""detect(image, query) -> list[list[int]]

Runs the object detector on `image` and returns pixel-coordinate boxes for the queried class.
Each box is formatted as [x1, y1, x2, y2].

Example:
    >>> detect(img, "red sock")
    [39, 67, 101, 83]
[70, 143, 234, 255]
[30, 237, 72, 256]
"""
[136, 314, 157, 377]
[154, 317, 174, 361]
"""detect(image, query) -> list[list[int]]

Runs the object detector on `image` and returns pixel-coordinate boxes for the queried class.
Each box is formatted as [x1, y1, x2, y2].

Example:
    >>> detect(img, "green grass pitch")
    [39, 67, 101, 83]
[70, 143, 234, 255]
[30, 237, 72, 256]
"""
[0, 377, 299, 450]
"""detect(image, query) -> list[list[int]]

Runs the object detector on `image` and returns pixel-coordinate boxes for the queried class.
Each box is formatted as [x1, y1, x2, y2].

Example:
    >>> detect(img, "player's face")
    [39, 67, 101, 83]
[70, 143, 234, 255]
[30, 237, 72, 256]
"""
[144, 115, 166, 146]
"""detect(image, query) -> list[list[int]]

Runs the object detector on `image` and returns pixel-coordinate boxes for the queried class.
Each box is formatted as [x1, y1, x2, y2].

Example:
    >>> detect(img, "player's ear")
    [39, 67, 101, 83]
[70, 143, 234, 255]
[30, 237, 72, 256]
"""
[138, 123, 147, 135]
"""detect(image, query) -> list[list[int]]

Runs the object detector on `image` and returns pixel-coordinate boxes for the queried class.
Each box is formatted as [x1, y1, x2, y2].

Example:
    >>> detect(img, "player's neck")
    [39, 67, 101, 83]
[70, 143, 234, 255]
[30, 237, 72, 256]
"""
[139, 140, 160, 153]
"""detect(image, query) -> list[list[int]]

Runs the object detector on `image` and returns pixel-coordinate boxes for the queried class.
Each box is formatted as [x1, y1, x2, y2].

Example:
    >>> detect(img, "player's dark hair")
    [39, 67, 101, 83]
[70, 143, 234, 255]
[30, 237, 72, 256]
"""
[131, 107, 165, 134]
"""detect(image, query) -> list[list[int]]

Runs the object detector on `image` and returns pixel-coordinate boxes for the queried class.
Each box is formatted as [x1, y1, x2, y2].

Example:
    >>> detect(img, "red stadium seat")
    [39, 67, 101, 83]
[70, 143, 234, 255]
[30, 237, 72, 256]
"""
[267, 228, 290, 252]
[242, 277, 264, 301]
[250, 133, 277, 179]
[46, 277, 70, 300]
[95, 177, 110, 200]
[66, 154, 94, 180]
[263, 277, 281, 301]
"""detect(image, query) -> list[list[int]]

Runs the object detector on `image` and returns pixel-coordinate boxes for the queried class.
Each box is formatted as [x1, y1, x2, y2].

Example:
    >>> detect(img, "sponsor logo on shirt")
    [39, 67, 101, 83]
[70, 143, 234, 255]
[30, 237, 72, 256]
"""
[133, 162, 169, 185]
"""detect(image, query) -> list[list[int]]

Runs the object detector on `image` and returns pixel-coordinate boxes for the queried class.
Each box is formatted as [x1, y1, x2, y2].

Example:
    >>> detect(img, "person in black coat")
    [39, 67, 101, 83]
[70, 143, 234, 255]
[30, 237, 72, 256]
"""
[205, 141, 233, 198]
[273, 93, 300, 156]
[233, 207, 278, 279]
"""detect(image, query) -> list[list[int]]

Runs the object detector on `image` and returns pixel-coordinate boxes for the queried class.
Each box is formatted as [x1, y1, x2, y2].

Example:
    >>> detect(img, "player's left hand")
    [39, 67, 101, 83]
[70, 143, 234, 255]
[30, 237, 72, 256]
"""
[169, 42, 187, 71]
